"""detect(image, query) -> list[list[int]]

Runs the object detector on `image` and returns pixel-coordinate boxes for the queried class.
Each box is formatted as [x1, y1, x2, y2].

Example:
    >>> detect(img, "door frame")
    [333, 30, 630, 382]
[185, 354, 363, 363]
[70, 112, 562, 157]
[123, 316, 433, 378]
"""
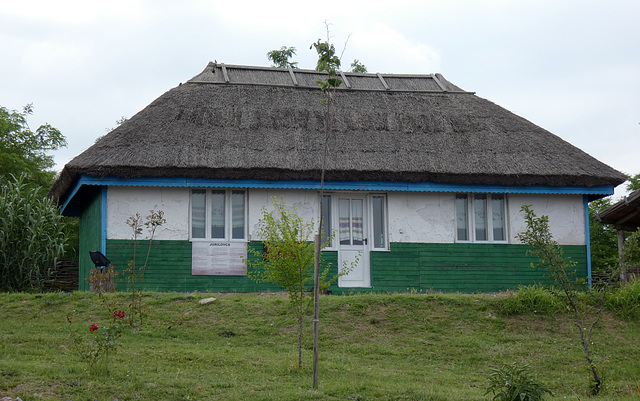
[334, 194, 371, 288]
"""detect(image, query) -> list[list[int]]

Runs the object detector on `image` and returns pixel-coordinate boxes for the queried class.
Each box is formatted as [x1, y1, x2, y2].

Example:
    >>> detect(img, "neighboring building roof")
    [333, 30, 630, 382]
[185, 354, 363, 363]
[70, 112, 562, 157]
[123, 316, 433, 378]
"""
[595, 189, 640, 231]
[50, 62, 626, 203]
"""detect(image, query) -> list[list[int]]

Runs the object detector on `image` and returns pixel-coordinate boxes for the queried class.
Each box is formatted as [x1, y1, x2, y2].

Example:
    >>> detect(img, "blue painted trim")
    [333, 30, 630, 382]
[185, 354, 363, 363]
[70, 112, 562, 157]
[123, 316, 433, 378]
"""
[59, 179, 84, 215]
[101, 187, 107, 255]
[584, 195, 592, 286]
[71, 175, 615, 196]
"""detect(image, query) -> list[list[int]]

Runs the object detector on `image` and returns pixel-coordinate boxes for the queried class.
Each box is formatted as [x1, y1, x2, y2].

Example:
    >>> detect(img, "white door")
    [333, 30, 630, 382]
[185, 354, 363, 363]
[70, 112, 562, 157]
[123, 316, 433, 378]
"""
[337, 196, 370, 287]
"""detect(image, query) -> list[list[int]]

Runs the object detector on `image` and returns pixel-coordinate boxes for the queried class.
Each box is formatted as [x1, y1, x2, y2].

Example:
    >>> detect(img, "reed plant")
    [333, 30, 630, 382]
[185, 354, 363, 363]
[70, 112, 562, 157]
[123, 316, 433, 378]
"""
[0, 175, 67, 291]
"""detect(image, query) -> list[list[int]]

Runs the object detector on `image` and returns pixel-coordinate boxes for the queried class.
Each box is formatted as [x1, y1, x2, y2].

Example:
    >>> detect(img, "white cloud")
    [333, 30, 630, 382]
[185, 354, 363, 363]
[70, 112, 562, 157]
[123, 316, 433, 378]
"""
[348, 23, 441, 74]
[1, 0, 638, 184]
[3, 0, 144, 24]
[20, 38, 91, 76]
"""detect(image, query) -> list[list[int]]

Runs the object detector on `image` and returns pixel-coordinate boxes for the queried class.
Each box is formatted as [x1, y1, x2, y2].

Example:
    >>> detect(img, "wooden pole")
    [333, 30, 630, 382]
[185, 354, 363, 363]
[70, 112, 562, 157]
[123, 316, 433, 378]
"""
[312, 233, 321, 389]
[618, 229, 627, 283]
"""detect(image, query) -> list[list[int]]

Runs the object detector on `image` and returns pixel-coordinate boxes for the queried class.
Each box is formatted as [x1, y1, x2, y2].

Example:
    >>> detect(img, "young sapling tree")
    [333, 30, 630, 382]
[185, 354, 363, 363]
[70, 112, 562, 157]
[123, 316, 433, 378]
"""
[125, 209, 166, 327]
[516, 204, 614, 395]
[246, 198, 342, 369]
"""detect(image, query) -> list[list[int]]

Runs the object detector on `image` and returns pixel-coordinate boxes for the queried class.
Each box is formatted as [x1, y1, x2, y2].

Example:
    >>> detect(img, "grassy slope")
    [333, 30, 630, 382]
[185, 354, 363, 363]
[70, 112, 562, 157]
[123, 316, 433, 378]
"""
[0, 291, 639, 401]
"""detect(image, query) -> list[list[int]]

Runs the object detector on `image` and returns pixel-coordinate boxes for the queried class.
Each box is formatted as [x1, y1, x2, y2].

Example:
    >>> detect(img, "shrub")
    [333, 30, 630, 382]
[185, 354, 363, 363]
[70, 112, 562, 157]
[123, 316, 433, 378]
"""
[486, 362, 552, 401]
[66, 309, 125, 375]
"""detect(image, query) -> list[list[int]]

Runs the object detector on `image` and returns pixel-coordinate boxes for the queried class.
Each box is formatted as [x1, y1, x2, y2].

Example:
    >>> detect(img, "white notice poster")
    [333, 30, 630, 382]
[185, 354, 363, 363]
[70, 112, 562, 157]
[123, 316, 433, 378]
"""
[191, 241, 247, 276]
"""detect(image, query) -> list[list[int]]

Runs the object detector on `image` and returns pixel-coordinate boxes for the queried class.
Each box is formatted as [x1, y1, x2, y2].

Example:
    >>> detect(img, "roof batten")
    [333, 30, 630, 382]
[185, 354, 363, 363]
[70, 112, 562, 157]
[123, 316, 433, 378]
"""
[287, 66, 298, 86]
[221, 63, 230, 83]
[377, 73, 390, 90]
[188, 63, 474, 93]
[339, 70, 351, 89]
[432, 75, 448, 92]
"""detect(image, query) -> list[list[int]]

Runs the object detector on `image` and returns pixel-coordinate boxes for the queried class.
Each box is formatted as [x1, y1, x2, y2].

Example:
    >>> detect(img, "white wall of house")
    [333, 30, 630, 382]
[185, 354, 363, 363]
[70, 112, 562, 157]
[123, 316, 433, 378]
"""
[107, 186, 190, 240]
[247, 188, 319, 241]
[105, 187, 586, 246]
[509, 193, 585, 245]
[387, 192, 455, 243]
[386, 192, 585, 245]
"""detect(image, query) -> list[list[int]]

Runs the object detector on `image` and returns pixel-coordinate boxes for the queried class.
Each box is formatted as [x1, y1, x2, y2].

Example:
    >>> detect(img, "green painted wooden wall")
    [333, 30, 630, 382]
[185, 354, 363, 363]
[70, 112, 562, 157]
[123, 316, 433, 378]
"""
[103, 240, 340, 293]
[370, 242, 587, 293]
[98, 239, 587, 293]
[78, 189, 102, 291]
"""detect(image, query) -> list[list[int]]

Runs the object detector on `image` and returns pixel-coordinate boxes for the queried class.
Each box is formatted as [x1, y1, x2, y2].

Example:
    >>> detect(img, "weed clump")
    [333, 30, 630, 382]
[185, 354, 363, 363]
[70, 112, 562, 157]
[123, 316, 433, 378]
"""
[606, 280, 640, 320]
[486, 362, 552, 401]
[500, 285, 567, 315]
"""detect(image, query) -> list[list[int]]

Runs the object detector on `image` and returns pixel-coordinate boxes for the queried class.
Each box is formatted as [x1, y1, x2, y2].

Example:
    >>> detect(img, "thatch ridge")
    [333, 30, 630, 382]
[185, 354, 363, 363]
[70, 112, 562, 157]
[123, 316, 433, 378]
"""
[187, 62, 469, 93]
[50, 62, 626, 203]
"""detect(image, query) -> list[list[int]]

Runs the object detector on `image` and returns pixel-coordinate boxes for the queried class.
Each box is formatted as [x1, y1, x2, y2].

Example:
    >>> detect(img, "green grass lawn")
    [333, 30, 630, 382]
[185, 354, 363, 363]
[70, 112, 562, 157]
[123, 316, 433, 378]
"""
[1, 291, 639, 400]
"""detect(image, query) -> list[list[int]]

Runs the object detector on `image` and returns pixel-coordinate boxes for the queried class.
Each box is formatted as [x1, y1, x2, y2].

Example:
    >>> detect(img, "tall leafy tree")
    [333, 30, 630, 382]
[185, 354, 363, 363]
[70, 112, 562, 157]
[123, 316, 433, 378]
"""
[588, 197, 618, 272]
[350, 59, 368, 73]
[266, 46, 299, 69]
[626, 173, 640, 192]
[0, 104, 66, 190]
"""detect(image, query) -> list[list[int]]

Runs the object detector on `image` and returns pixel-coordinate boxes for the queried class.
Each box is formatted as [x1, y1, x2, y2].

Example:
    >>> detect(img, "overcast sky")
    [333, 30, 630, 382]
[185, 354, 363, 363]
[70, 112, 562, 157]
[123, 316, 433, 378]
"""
[2, 0, 638, 198]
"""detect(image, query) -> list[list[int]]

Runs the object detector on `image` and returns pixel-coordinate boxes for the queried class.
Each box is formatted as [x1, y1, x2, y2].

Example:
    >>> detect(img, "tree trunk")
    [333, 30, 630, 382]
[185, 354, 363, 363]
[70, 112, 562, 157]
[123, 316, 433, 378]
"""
[581, 329, 602, 395]
[298, 314, 303, 369]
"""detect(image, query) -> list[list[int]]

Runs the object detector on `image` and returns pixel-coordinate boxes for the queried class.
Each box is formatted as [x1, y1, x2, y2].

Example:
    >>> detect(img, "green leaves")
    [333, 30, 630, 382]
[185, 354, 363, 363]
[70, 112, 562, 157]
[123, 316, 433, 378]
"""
[266, 46, 299, 69]
[516, 204, 608, 396]
[245, 197, 333, 369]
[626, 172, 640, 192]
[486, 362, 552, 401]
[516, 205, 580, 290]
[247, 198, 316, 294]
[589, 198, 618, 272]
[311, 39, 343, 92]
[246, 198, 340, 307]
[0, 104, 66, 190]
[350, 59, 367, 73]
[124, 210, 166, 327]
[0, 174, 67, 291]
[622, 227, 640, 269]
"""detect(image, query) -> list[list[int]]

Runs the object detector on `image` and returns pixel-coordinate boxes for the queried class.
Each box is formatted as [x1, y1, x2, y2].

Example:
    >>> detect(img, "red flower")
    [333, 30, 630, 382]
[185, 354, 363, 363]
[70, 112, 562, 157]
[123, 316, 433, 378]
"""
[113, 310, 125, 319]
[67, 317, 72, 323]
[89, 324, 99, 332]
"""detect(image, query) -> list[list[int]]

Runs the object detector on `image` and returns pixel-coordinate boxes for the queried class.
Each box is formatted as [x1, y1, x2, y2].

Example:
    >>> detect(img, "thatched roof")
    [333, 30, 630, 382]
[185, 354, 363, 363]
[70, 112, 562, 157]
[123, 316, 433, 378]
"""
[50, 62, 626, 203]
[595, 189, 640, 231]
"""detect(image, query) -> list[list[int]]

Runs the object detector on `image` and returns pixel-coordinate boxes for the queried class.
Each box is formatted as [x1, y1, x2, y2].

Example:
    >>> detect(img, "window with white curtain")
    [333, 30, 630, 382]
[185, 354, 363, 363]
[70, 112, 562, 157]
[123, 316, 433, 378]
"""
[321, 194, 388, 250]
[190, 189, 247, 241]
[456, 193, 507, 243]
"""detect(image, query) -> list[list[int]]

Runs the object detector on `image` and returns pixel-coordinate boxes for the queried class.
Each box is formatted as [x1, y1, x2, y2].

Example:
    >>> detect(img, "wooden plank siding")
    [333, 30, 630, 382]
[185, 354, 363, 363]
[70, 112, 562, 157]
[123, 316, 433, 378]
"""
[99, 240, 586, 293]
[78, 190, 102, 291]
[370, 242, 587, 293]
[104, 240, 340, 293]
